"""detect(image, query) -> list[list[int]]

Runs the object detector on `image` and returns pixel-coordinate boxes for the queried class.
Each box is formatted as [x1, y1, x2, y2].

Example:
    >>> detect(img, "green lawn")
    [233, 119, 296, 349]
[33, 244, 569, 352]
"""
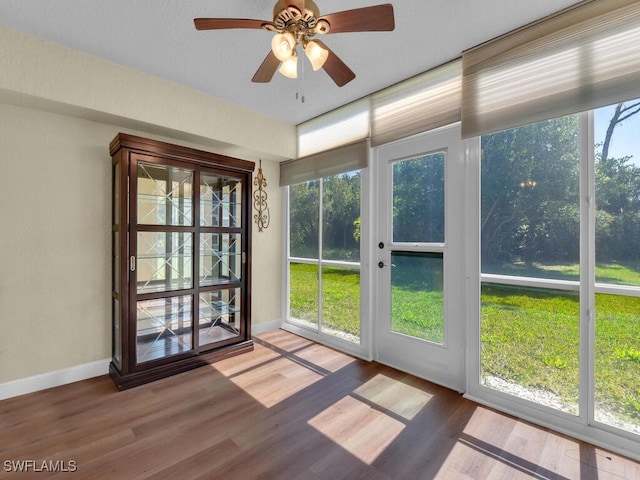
[289, 263, 360, 337]
[289, 262, 640, 428]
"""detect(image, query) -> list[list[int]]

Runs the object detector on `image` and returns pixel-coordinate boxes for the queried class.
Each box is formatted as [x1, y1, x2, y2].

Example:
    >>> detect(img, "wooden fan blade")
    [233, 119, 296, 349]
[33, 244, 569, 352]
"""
[194, 18, 274, 30]
[319, 4, 395, 34]
[314, 40, 355, 87]
[252, 51, 280, 83]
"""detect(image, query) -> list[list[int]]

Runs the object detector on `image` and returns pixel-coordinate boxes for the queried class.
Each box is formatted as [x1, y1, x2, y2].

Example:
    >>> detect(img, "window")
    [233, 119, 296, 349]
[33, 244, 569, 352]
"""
[287, 171, 361, 344]
[481, 115, 581, 415]
[480, 99, 640, 435]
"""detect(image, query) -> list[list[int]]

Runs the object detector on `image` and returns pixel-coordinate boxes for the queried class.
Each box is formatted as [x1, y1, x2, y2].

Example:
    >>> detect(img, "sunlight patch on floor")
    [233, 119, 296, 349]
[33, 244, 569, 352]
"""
[353, 373, 434, 421]
[308, 395, 406, 465]
[293, 343, 356, 373]
[224, 356, 323, 408]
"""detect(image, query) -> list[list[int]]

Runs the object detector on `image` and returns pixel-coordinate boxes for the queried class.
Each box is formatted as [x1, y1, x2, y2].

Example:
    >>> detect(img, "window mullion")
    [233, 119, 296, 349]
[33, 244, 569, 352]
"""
[579, 110, 596, 426]
[318, 179, 324, 334]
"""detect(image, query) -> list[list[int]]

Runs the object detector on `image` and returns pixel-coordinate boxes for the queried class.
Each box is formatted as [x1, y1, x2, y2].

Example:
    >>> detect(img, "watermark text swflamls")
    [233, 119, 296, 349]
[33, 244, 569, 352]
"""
[3, 459, 77, 473]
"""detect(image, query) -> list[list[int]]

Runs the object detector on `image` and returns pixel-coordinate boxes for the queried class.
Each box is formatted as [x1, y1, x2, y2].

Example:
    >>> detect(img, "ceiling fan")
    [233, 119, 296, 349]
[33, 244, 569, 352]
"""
[194, 0, 395, 87]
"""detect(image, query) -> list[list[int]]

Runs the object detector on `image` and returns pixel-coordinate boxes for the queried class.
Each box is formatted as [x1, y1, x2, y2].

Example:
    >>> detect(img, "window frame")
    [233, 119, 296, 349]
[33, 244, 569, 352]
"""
[465, 109, 640, 456]
[282, 168, 373, 361]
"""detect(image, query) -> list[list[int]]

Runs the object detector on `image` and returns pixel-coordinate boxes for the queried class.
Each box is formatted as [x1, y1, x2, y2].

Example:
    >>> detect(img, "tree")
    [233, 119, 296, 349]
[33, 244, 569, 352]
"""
[322, 173, 361, 261]
[595, 101, 640, 263]
[289, 180, 320, 258]
[392, 154, 445, 243]
[289, 172, 361, 261]
[480, 100, 640, 270]
[481, 115, 580, 269]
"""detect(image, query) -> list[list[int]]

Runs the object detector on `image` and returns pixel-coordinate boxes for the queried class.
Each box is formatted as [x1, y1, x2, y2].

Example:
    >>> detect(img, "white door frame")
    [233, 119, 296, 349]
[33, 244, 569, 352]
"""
[373, 124, 467, 392]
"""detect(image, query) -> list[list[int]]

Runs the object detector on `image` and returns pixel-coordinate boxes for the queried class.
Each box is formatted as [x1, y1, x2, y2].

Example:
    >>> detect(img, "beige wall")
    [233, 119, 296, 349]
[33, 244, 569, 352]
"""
[0, 26, 296, 162]
[250, 159, 283, 331]
[0, 103, 283, 384]
[0, 27, 289, 384]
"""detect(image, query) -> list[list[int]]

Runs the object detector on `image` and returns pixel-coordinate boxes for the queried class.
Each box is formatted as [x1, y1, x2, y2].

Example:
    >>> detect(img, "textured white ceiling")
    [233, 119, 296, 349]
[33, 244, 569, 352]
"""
[0, 0, 581, 125]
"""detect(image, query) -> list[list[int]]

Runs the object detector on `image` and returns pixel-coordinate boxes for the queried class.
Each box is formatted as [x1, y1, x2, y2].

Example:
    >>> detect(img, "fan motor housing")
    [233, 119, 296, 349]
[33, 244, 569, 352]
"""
[273, 0, 320, 30]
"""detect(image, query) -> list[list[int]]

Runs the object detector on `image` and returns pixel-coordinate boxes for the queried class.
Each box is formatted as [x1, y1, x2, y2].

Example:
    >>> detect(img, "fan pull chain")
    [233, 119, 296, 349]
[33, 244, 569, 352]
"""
[296, 56, 305, 103]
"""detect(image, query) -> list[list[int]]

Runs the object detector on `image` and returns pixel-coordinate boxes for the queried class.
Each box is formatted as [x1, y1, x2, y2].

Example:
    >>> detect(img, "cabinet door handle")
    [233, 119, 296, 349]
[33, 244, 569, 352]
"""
[242, 252, 246, 264]
[130, 256, 136, 272]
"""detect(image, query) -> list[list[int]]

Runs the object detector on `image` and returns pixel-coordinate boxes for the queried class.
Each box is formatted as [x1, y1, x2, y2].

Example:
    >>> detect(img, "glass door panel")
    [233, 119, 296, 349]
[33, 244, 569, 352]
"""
[200, 173, 242, 228]
[197, 168, 247, 353]
[392, 154, 444, 243]
[134, 159, 196, 366]
[137, 163, 193, 226]
[136, 295, 193, 364]
[199, 288, 242, 347]
[391, 252, 444, 344]
[136, 232, 193, 294]
[113, 298, 121, 365]
[199, 233, 242, 287]
[386, 150, 445, 345]
[113, 231, 120, 293]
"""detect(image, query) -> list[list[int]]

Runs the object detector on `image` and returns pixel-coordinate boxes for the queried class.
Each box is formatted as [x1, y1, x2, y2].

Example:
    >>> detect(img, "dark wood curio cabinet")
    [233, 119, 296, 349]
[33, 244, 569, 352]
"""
[109, 133, 254, 390]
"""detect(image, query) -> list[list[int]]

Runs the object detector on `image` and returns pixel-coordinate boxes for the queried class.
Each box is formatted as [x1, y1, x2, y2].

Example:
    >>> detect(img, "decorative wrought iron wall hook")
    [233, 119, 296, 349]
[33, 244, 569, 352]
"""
[253, 160, 270, 232]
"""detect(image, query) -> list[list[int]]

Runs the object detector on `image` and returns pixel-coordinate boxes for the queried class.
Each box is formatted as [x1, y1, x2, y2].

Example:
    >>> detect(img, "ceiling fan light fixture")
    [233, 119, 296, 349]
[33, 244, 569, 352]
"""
[304, 40, 329, 71]
[194, 1, 395, 87]
[279, 50, 298, 79]
[271, 32, 296, 61]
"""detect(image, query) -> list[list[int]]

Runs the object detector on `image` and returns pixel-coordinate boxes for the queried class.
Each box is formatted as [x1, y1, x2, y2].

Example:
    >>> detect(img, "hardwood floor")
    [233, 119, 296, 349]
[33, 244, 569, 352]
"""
[1, 329, 639, 479]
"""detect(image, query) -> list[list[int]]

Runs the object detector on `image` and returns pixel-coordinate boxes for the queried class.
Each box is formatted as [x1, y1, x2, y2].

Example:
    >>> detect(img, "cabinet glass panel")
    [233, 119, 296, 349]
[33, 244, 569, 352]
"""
[113, 160, 121, 225]
[137, 232, 193, 294]
[138, 163, 193, 226]
[199, 288, 241, 347]
[113, 298, 121, 365]
[136, 295, 193, 364]
[200, 233, 242, 286]
[200, 173, 242, 228]
[113, 231, 120, 293]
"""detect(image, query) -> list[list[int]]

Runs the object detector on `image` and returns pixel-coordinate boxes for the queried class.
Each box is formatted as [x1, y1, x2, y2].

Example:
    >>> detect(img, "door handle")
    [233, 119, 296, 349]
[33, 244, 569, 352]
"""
[378, 261, 385, 269]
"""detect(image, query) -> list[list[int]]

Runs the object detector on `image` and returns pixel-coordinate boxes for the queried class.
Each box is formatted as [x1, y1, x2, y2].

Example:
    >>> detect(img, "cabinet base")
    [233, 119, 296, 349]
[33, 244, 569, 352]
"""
[109, 340, 254, 390]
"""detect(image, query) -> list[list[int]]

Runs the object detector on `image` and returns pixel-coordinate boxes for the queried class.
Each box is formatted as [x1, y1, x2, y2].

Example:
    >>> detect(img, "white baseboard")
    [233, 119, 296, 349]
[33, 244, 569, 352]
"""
[252, 318, 282, 335]
[0, 321, 283, 401]
[0, 359, 111, 401]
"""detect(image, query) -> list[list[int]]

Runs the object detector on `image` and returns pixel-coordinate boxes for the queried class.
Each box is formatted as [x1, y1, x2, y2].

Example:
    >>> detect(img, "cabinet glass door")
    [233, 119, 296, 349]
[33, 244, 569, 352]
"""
[133, 159, 195, 366]
[198, 172, 244, 348]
